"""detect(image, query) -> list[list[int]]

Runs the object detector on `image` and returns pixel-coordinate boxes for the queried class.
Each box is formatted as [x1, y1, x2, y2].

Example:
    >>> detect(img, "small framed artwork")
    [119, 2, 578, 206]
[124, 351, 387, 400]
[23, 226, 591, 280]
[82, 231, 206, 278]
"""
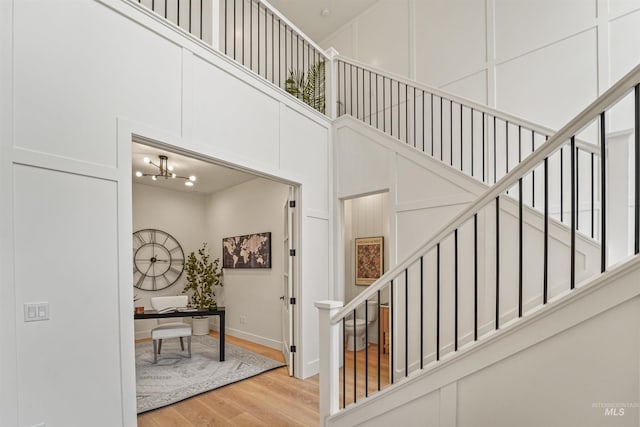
[355, 236, 384, 286]
[222, 232, 272, 269]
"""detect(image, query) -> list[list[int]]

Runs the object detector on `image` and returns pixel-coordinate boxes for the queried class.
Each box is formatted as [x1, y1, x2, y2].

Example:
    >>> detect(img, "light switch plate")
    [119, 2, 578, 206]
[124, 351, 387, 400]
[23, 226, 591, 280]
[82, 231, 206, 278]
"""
[37, 303, 49, 320]
[24, 302, 49, 322]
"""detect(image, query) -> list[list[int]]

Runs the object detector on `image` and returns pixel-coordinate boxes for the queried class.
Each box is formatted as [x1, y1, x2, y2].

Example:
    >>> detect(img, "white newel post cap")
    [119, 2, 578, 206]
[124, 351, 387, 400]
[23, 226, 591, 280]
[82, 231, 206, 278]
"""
[315, 300, 343, 310]
[324, 47, 340, 60]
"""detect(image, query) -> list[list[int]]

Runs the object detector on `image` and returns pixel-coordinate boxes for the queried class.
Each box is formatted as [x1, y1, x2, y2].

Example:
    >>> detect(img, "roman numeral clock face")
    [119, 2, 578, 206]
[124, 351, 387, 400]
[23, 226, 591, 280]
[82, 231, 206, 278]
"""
[132, 229, 185, 291]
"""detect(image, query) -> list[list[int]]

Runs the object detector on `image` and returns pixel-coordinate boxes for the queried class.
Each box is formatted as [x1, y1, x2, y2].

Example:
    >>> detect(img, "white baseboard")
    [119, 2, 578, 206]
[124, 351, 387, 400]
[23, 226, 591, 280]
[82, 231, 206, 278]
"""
[303, 358, 319, 379]
[226, 327, 282, 350]
[136, 323, 275, 350]
[135, 330, 151, 340]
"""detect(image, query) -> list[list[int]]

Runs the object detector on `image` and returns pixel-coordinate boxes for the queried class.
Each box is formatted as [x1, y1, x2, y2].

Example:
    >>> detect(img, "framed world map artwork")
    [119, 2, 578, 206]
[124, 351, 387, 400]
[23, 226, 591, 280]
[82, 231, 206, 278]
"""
[222, 232, 272, 269]
[355, 236, 384, 285]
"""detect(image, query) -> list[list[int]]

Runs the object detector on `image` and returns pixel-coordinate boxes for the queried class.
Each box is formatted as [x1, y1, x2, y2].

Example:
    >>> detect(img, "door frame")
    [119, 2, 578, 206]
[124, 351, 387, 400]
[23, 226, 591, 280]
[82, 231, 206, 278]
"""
[125, 129, 303, 378]
[282, 186, 295, 375]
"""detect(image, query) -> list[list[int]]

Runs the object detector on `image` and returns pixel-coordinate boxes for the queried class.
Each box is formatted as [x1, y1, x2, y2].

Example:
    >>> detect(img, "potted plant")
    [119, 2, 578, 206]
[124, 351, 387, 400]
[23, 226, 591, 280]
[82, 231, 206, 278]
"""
[285, 60, 326, 113]
[183, 243, 223, 335]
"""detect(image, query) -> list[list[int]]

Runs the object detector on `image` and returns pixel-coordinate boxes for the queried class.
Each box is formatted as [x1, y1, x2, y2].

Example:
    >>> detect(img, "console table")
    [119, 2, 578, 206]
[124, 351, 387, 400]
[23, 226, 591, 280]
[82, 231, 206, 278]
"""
[135, 307, 226, 361]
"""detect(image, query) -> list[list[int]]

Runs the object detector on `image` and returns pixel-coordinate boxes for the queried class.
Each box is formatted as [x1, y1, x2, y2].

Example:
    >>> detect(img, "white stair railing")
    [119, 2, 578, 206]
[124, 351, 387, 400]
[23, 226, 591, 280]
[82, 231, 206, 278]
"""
[334, 55, 601, 240]
[319, 61, 640, 421]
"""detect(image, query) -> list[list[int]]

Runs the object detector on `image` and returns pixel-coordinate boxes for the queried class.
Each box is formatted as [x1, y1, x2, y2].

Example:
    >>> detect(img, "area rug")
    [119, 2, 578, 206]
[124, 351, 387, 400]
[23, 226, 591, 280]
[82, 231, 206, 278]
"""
[136, 335, 284, 413]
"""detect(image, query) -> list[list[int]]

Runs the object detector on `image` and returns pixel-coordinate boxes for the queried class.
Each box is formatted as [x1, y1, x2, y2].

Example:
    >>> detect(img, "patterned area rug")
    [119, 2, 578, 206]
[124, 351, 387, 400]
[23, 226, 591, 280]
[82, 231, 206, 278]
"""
[136, 335, 284, 413]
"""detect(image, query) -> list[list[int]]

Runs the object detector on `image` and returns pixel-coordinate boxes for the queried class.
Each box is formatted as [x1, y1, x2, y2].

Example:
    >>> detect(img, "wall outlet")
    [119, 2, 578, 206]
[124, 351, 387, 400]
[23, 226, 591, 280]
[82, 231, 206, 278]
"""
[239, 315, 247, 324]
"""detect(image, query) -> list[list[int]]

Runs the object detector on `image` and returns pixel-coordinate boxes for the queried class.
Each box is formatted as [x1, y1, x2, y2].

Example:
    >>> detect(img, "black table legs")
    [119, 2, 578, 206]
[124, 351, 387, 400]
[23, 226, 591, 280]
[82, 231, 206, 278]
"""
[219, 312, 225, 361]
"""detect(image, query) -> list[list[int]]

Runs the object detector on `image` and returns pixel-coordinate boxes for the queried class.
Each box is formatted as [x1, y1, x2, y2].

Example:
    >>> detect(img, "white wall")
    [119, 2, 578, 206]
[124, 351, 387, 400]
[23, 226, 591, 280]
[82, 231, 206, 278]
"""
[334, 116, 484, 274]
[0, 0, 15, 423]
[320, 0, 640, 130]
[205, 178, 290, 350]
[12, 165, 123, 427]
[1, 0, 330, 425]
[131, 183, 208, 338]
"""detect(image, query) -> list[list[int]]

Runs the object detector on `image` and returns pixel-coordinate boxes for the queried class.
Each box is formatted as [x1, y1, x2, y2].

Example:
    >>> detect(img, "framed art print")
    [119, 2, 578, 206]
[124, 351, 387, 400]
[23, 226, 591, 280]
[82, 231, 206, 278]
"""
[222, 232, 272, 269]
[355, 236, 384, 285]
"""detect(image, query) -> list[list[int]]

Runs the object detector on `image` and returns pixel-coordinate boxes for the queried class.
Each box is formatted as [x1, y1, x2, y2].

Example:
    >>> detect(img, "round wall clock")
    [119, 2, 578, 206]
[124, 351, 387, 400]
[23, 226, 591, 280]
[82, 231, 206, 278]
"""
[132, 228, 185, 291]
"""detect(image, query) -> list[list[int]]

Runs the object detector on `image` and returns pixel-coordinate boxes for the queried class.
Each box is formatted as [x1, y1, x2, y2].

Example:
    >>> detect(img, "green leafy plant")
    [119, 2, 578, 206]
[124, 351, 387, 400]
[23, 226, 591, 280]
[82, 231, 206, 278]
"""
[285, 60, 325, 113]
[182, 243, 223, 309]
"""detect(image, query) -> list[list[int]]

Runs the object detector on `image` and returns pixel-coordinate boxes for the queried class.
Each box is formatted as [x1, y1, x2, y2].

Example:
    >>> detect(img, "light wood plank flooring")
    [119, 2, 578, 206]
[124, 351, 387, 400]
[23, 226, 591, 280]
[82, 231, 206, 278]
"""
[340, 342, 391, 409]
[136, 333, 390, 426]
[137, 332, 319, 427]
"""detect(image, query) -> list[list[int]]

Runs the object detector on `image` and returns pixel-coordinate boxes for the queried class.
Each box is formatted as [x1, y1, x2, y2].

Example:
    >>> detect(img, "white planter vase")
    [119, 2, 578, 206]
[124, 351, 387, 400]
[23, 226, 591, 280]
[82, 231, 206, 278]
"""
[192, 317, 210, 336]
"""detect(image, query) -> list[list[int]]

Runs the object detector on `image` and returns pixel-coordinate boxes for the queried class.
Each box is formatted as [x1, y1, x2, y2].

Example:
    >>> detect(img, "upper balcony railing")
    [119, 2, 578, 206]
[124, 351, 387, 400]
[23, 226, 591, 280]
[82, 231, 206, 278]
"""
[220, 0, 328, 114]
[132, 0, 328, 114]
[132, 0, 214, 41]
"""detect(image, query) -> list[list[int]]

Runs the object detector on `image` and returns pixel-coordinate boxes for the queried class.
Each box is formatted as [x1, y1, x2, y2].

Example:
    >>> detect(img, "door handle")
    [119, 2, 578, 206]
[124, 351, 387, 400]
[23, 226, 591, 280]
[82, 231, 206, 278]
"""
[279, 296, 285, 300]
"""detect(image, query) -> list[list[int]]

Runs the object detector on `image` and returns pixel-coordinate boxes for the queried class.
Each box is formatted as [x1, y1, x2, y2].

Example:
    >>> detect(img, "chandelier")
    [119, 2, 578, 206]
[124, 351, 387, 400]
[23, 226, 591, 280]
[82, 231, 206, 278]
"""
[135, 155, 197, 187]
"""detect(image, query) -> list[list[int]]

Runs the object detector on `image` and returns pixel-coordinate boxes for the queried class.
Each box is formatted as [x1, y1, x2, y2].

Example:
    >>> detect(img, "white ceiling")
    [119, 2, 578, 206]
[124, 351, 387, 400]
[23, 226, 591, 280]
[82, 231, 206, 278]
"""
[132, 143, 256, 195]
[267, 0, 379, 43]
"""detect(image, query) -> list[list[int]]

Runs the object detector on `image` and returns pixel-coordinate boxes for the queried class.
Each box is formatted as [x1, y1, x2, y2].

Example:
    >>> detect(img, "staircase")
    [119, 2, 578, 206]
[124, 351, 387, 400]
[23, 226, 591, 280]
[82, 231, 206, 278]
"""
[320, 63, 640, 426]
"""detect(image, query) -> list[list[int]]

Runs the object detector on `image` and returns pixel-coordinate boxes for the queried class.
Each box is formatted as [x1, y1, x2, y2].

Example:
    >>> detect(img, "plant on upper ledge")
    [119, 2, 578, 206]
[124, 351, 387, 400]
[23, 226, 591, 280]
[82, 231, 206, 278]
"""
[285, 60, 325, 113]
[182, 243, 223, 309]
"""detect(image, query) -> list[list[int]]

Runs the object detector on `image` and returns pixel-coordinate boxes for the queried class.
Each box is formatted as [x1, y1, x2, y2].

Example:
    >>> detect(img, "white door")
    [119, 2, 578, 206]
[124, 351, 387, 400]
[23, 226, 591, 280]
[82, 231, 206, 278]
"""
[281, 187, 295, 376]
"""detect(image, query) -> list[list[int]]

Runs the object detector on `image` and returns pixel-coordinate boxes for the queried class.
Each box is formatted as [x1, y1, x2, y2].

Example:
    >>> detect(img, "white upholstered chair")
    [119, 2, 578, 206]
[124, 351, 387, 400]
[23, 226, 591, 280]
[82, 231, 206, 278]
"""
[150, 296, 192, 363]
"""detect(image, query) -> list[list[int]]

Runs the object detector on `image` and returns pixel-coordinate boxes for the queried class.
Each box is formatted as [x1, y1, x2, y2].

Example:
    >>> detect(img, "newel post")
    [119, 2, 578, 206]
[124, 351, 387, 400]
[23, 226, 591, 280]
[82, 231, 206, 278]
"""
[325, 47, 340, 120]
[316, 300, 343, 426]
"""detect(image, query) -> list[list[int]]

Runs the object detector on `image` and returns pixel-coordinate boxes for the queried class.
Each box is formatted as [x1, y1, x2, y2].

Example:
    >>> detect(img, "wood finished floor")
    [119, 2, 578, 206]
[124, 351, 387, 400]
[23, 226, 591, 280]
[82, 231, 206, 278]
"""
[137, 332, 319, 427]
[136, 332, 389, 426]
[340, 343, 391, 409]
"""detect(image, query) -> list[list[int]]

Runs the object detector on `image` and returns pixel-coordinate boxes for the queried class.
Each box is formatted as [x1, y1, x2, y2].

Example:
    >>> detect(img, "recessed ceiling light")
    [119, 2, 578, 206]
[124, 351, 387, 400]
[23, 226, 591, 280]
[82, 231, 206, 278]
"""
[321, 8, 330, 17]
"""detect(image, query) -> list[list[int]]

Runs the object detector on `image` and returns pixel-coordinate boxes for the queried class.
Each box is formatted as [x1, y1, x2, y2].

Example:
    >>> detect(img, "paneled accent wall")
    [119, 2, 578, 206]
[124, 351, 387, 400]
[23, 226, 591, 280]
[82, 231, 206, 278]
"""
[320, 0, 640, 130]
[2, 0, 331, 424]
